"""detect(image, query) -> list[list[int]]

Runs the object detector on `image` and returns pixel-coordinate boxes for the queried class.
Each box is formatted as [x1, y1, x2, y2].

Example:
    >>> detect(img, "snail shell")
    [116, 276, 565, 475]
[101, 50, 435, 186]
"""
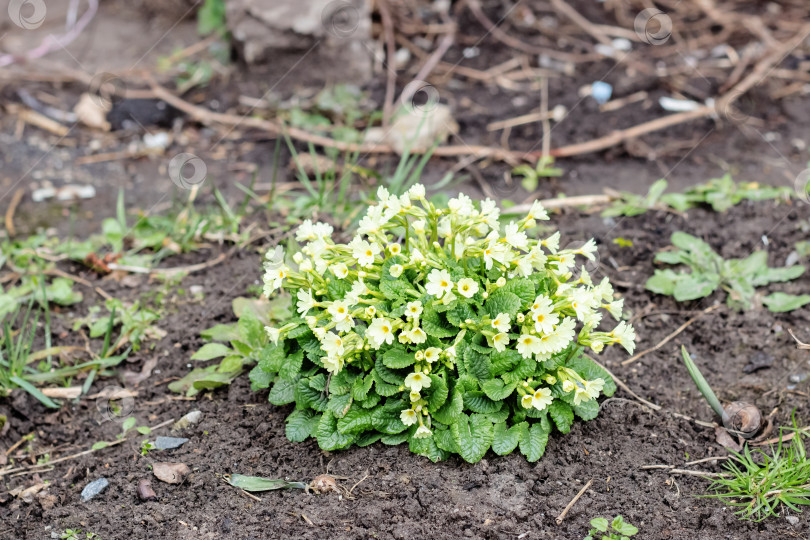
[721, 401, 762, 439]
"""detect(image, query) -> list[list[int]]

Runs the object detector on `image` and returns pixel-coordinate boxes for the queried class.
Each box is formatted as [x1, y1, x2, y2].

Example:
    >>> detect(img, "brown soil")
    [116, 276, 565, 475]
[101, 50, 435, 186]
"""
[2, 1, 810, 539]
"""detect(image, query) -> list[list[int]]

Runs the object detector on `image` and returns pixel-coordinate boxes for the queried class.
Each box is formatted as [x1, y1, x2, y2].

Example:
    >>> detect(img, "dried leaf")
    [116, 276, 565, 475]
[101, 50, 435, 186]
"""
[225, 474, 307, 492]
[152, 462, 191, 484]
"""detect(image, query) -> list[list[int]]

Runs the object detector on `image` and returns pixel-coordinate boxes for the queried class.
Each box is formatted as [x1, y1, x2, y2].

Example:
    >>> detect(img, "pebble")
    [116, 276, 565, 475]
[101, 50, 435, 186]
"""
[154, 436, 189, 450]
[80, 478, 109, 502]
[786, 516, 799, 526]
[789, 374, 807, 384]
[172, 410, 203, 431]
[137, 478, 157, 501]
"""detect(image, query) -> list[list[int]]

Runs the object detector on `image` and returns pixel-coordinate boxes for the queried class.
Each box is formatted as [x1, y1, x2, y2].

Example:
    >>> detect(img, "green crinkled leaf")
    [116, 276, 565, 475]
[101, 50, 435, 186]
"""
[372, 399, 408, 434]
[519, 419, 550, 462]
[409, 434, 448, 462]
[645, 269, 679, 296]
[421, 307, 457, 338]
[566, 353, 616, 397]
[433, 427, 459, 453]
[464, 346, 492, 381]
[248, 364, 273, 390]
[490, 349, 521, 376]
[380, 278, 409, 300]
[502, 357, 537, 384]
[762, 292, 810, 312]
[327, 277, 353, 300]
[285, 409, 320, 442]
[426, 374, 449, 412]
[191, 343, 233, 361]
[446, 302, 477, 327]
[485, 289, 522, 318]
[433, 389, 463, 424]
[480, 378, 518, 401]
[549, 400, 574, 434]
[356, 432, 382, 447]
[268, 377, 297, 405]
[279, 350, 304, 380]
[316, 411, 354, 451]
[572, 399, 599, 420]
[464, 391, 503, 414]
[383, 347, 415, 369]
[329, 369, 356, 395]
[326, 393, 353, 418]
[351, 373, 374, 401]
[500, 278, 535, 305]
[673, 273, 719, 301]
[237, 309, 264, 349]
[451, 413, 494, 463]
[381, 431, 411, 445]
[295, 378, 328, 411]
[375, 358, 404, 385]
[309, 373, 327, 391]
[492, 421, 528, 455]
[373, 369, 401, 396]
[753, 265, 805, 286]
[337, 405, 374, 434]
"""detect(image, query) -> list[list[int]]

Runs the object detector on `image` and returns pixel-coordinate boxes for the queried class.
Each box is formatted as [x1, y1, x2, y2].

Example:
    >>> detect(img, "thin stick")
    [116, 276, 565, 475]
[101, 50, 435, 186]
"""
[555, 479, 593, 525]
[586, 355, 661, 411]
[377, 0, 397, 129]
[107, 252, 227, 276]
[505, 194, 612, 214]
[0, 418, 174, 477]
[640, 466, 728, 479]
[4, 188, 24, 237]
[621, 305, 720, 366]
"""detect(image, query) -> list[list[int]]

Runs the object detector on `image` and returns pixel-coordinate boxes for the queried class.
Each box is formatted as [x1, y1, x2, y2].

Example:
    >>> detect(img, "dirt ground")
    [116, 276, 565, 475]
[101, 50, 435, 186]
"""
[1, 1, 810, 539]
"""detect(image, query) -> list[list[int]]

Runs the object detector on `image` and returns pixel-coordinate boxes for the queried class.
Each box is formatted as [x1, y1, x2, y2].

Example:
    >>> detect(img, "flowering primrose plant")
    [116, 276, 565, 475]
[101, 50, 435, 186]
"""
[254, 184, 636, 463]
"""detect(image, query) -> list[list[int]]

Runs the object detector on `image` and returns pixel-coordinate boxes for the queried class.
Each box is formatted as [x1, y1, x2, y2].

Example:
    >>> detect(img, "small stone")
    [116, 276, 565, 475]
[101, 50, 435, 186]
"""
[743, 352, 774, 374]
[80, 478, 109, 502]
[789, 374, 807, 384]
[154, 436, 189, 450]
[172, 410, 202, 431]
[153, 462, 191, 484]
[786, 515, 799, 526]
[137, 479, 157, 501]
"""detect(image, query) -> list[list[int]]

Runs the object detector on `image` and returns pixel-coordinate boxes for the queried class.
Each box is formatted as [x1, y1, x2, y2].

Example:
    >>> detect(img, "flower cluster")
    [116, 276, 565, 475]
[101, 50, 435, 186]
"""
[256, 184, 636, 463]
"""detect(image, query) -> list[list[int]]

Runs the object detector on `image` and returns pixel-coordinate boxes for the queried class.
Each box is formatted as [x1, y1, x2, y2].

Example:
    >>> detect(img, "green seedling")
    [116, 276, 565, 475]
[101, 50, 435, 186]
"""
[706, 420, 810, 521]
[512, 155, 563, 193]
[646, 231, 810, 311]
[602, 179, 668, 217]
[584, 515, 638, 540]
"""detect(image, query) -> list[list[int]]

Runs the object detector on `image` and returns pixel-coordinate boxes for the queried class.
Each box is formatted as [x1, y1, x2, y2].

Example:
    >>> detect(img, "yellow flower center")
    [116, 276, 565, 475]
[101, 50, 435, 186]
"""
[440, 280, 448, 287]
